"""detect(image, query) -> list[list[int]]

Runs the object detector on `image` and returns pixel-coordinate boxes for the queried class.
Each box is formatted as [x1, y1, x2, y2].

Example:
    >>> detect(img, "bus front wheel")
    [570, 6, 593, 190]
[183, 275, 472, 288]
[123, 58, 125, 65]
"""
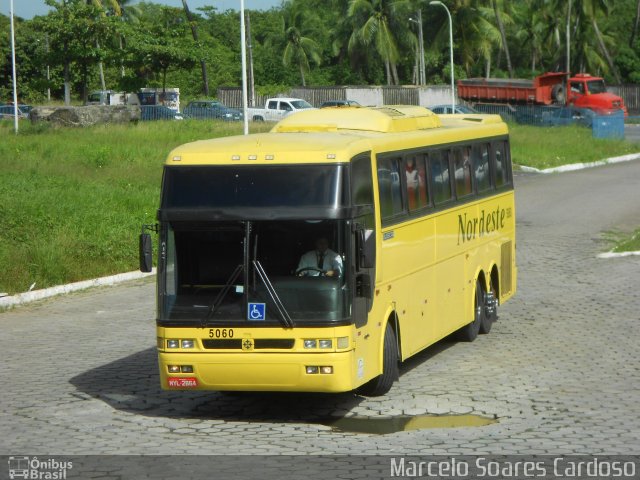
[357, 322, 399, 397]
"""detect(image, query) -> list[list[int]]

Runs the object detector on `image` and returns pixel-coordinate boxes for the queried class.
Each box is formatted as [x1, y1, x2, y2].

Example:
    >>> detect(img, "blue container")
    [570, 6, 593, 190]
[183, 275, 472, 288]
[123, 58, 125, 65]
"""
[592, 110, 625, 139]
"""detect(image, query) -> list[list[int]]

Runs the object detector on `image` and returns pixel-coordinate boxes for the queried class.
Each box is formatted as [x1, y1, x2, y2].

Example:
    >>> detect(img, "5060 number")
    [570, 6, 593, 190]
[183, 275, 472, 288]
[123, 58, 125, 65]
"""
[209, 328, 234, 338]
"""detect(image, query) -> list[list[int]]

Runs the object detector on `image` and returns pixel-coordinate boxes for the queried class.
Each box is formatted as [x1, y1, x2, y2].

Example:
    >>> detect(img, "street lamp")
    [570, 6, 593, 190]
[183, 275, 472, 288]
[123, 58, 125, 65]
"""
[240, 0, 249, 135]
[429, 1, 455, 112]
[409, 11, 426, 86]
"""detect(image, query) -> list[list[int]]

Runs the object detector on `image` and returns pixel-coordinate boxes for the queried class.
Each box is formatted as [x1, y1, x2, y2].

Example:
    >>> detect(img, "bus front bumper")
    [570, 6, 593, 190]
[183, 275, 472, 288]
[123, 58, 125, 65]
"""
[158, 350, 357, 393]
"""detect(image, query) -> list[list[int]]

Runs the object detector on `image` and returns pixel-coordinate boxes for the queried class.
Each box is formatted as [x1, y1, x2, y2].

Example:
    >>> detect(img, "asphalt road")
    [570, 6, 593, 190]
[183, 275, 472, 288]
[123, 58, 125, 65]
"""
[1, 160, 639, 461]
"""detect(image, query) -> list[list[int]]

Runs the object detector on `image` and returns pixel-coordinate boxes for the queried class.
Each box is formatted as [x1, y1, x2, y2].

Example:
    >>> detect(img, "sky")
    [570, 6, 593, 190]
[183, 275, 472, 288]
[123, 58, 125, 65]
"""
[0, 0, 282, 19]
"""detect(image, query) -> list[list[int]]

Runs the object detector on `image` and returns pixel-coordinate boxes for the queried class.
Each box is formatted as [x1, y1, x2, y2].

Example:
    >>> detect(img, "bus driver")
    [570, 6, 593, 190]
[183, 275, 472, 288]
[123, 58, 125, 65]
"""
[296, 237, 343, 277]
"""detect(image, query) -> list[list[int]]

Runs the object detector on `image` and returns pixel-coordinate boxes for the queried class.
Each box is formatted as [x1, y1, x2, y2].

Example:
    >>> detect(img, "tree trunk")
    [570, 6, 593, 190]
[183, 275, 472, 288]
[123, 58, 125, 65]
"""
[96, 39, 106, 90]
[385, 60, 391, 86]
[485, 54, 491, 78]
[592, 19, 621, 84]
[300, 64, 306, 87]
[630, 0, 640, 47]
[566, 0, 571, 73]
[119, 35, 125, 77]
[64, 42, 71, 106]
[391, 62, 399, 85]
[181, 0, 209, 96]
[492, 0, 513, 78]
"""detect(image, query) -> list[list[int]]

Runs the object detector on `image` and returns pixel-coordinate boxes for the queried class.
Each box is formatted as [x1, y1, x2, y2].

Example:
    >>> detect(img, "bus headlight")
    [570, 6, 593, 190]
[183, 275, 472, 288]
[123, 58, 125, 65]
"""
[337, 337, 349, 349]
[319, 339, 333, 349]
[304, 339, 317, 349]
[168, 365, 180, 373]
[167, 339, 179, 349]
[181, 339, 195, 349]
[306, 366, 319, 374]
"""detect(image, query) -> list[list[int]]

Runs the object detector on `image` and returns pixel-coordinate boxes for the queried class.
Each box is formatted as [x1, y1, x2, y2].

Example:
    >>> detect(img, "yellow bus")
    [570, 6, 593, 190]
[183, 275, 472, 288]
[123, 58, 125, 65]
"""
[139, 105, 517, 396]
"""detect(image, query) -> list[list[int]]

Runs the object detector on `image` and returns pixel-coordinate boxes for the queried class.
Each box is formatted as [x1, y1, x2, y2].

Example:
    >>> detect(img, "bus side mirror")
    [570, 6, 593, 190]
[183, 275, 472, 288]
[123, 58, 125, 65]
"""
[356, 272, 372, 299]
[139, 233, 153, 273]
[357, 228, 375, 269]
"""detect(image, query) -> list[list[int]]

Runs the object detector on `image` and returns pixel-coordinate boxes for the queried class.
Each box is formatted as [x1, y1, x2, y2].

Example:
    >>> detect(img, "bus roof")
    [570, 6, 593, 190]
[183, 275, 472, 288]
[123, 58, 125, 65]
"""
[166, 106, 508, 166]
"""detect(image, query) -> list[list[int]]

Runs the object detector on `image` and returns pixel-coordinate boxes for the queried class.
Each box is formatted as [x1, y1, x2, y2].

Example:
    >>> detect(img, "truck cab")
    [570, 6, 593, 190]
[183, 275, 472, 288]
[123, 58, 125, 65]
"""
[567, 74, 627, 115]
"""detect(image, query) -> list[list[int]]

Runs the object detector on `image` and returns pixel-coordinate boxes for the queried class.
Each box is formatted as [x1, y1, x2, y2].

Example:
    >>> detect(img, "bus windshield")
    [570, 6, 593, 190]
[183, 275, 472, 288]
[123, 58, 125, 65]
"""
[162, 165, 347, 211]
[158, 219, 351, 326]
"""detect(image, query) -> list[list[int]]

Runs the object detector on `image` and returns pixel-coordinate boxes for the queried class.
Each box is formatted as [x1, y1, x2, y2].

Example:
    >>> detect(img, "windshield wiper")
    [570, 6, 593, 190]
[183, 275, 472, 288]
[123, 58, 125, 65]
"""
[203, 264, 243, 325]
[252, 260, 295, 328]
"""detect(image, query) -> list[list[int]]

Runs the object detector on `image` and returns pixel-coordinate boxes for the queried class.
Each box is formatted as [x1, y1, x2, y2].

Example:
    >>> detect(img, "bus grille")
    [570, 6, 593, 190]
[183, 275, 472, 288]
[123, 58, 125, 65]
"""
[501, 241, 513, 295]
[201, 339, 295, 349]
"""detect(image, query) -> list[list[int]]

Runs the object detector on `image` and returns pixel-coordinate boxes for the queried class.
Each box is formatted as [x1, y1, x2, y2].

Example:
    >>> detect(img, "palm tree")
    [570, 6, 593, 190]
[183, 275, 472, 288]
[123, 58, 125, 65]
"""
[181, 0, 209, 96]
[490, 0, 513, 77]
[280, 5, 322, 86]
[428, 0, 499, 78]
[580, 0, 621, 83]
[89, 0, 120, 90]
[347, 0, 413, 85]
[631, 0, 640, 47]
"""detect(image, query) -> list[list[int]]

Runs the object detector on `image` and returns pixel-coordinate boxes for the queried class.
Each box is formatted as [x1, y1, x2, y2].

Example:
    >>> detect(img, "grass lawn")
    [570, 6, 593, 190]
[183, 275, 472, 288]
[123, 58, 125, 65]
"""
[508, 124, 638, 169]
[603, 228, 640, 253]
[1, 119, 639, 294]
[0, 120, 271, 294]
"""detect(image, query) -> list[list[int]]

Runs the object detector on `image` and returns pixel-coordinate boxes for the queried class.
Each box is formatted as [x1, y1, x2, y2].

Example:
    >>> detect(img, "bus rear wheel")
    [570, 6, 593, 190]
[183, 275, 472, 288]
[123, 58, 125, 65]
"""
[458, 281, 484, 341]
[357, 323, 399, 397]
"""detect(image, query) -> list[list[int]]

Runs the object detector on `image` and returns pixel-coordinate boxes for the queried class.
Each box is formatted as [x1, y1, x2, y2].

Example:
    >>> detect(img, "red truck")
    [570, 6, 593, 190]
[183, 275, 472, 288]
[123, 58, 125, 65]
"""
[458, 72, 627, 116]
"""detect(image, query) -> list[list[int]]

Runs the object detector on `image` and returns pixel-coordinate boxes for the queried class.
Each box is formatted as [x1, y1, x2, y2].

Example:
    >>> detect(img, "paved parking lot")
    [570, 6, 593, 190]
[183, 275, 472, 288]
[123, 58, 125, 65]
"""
[1, 160, 639, 457]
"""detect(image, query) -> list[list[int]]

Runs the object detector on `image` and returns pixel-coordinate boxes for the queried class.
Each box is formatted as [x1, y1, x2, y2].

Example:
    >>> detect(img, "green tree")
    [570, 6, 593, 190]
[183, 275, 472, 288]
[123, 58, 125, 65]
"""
[347, 0, 413, 85]
[181, 0, 209, 95]
[44, 0, 111, 103]
[280, 4, 322, 86]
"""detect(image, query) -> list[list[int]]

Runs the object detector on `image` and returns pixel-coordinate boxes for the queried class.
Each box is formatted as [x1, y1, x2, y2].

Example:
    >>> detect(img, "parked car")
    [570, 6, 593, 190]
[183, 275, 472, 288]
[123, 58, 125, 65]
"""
[247, 98, 314, 122]
[0, 104, 32, 119]
[140, 105, 183, 121]
[183, 100, 243, 121]
[320, 100, 361, 108]
[429, 104, 478, 114]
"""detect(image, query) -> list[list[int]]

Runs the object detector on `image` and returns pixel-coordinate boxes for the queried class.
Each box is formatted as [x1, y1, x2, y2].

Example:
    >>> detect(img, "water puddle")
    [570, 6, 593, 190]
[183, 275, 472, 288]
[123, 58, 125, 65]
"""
[326, 414, 497, 435]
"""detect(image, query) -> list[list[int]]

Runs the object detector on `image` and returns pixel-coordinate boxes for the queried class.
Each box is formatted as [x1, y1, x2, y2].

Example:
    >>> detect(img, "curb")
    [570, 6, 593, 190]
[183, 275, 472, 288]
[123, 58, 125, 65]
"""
[0, 270, 155, 310]
[597, 251, 640, 259]
[518, 153, 640, 174]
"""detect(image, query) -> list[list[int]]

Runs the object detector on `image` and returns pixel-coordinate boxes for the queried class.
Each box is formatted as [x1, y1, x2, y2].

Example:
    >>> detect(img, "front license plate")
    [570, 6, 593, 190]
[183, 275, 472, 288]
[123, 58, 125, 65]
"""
[168, 377, 198, 388]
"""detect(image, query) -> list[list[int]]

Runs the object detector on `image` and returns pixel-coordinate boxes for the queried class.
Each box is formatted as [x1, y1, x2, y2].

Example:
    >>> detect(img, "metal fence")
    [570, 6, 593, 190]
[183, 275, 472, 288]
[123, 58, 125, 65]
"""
[608, 84, 640, 113]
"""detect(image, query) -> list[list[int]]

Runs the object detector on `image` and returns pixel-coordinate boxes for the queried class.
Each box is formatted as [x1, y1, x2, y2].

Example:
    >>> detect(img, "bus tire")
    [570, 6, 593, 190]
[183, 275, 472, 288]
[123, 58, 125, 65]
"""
[253, 115, 264, 122]
[478, 280, 493, 334]
[357, 323, 399, 397]
[458, 281, 484, 341]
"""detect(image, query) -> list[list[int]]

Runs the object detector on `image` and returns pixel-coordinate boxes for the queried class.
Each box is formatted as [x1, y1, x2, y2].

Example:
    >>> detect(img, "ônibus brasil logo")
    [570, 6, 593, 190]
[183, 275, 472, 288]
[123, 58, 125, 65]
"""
[8, 456, 73, 479]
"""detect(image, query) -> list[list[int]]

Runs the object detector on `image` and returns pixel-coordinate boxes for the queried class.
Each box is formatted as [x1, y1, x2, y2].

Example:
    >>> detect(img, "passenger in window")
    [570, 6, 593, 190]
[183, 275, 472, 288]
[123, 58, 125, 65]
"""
[297, 237, 343, 277]
[405, 157, 420, 210]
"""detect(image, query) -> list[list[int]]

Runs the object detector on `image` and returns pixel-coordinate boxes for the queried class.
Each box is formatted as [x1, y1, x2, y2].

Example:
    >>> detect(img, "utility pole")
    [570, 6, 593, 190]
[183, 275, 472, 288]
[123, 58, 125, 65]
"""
[246, 11, 255, 107]
[417, 9, 426, 85]
[10, 0, 19, 134]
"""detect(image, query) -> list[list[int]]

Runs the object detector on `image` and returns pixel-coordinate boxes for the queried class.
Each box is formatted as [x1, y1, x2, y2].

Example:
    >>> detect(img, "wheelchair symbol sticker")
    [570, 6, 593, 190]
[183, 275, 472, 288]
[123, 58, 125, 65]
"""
[248, 303, 266, 321]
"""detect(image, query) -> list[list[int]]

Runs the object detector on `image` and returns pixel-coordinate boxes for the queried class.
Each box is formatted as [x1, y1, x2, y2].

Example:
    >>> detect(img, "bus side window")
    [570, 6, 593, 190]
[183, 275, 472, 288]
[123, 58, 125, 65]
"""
[453, 146, 473, 198]
[472, 143, 492, 193]
[430, 150, 452, 205]
[377, 157, 403, 221]
[494, 141, 510, 187]
[352, 156, 373, 206]
[403, 154, 428, 211]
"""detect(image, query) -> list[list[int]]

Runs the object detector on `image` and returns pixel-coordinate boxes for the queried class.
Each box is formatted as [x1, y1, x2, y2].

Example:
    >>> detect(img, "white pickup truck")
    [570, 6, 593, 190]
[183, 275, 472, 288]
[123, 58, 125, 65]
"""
[248, 97, 315, 122]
